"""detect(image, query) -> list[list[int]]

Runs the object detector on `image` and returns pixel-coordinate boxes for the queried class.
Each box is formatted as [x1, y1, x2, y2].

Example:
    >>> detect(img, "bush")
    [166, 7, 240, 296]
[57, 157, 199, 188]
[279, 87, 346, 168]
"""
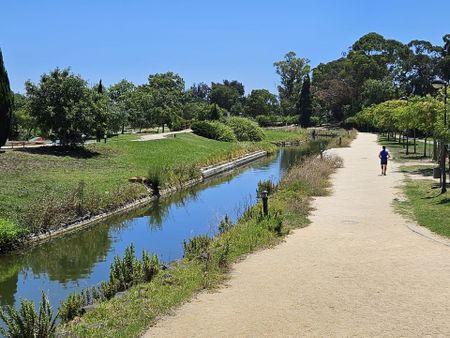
[218, 215, 233, 234]
[191, 121, 237, 142]
[0, 219, 26, 253]
[257, 179, 276, 198]
[148, 165, 166, 195]
[223, 117, 265, 142]
[59, 244, 160, 323]
[183, 235, 212, 260]
[310, 116, 321, 127]
[255, 115, 282, 127]
[0, 292, 57, 338]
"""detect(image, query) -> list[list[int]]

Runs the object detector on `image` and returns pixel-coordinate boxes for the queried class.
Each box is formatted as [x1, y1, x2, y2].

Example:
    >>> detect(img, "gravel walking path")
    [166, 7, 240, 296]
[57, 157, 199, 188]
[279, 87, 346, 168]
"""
[144, 132, 450, 338]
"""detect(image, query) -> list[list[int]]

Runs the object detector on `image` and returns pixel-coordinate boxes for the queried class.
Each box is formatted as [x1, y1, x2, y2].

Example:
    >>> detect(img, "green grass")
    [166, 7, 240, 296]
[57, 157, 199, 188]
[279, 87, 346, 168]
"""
[396, 179, 450, 238]
[378, 135, 436, 162]
[59, 155, 342, 337]
[263, 127, 308, 143]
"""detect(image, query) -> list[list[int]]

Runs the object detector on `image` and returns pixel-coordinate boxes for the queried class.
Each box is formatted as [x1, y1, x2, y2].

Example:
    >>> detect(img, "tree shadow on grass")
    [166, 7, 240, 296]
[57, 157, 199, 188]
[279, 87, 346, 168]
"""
[17, 146, 100, 159]
[438, 198, 450, 205]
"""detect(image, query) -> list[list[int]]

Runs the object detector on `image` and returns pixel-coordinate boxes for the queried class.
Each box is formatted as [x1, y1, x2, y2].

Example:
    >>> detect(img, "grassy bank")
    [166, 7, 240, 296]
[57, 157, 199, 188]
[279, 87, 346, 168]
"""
[0, 128, 315, 252]
[395, 179, 450, 238]
[377, 134, 450, 239]
[57, 154, 343, 337]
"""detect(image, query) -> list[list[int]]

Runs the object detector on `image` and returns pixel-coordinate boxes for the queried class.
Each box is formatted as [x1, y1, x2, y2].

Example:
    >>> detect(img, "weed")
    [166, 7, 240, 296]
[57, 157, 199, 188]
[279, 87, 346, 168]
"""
[0, 292, 57, 338]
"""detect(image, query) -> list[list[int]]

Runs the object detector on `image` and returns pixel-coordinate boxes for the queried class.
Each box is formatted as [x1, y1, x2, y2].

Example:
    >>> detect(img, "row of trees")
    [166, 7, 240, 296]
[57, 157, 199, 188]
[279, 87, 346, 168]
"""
[2, 48, 316, 147]
[350, 95, 446, 157]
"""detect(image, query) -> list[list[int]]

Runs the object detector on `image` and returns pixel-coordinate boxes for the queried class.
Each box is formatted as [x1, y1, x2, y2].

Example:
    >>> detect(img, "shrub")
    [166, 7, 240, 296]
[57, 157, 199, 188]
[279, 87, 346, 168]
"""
[183, 235, 212, 260]
[218, 215, 233, 234]
[191, 121, 236, 142]
[257, 179, 276, 198]
[59, 244, 160, 323]
[148, 165, 166, 195]
[310, 116, 321, 127]
[223, 117, 265, 142]
[0, 219, 26, 253]
[255, 115, 282, 127]
[0, 292, 57, 338]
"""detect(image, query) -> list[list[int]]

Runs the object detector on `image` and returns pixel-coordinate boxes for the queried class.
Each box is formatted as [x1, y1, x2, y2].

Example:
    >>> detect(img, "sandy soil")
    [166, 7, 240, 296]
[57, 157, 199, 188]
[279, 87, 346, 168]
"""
[143, 132, 450, 338]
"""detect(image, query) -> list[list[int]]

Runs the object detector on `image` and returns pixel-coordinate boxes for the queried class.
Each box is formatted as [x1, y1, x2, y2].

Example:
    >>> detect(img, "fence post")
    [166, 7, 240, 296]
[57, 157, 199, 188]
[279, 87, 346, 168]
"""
[261, 190, 268, 216]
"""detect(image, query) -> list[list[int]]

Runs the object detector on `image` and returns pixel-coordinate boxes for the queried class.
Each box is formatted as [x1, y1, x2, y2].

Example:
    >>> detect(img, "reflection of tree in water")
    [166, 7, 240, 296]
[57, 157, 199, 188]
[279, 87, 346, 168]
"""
[141, 172, 241, 230]
[279, 141, 321, 172]
[25, 223, 112, 284]
[0, 255, 22, 306]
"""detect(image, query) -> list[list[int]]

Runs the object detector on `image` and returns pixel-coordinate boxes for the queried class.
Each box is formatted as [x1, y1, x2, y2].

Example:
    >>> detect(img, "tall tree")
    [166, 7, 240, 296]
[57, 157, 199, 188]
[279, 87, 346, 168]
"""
[0, 49, 13, 147]
[243, 89, 279, 117]
[209, 80, 244, 112]
[188, 82, 211, 102]
[274, 52, 310, 116]
[298, 74, 312, 127]
[108, 79, 135, 133]
[147, 72, 185, 132]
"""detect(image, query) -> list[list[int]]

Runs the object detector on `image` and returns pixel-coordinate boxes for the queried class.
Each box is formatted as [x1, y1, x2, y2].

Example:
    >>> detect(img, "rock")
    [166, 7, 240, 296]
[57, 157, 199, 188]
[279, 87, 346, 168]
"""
[81, 304, 98, 314]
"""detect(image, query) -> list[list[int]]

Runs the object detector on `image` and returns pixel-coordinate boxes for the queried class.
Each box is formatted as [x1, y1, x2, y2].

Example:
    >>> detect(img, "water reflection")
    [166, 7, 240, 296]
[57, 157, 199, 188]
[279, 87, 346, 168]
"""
[0, 145, 317, 311]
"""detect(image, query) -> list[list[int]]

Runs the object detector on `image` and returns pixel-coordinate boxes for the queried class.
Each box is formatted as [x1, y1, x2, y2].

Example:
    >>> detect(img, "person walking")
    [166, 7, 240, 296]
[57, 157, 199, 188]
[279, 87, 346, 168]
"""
[379, 146, 390, 175]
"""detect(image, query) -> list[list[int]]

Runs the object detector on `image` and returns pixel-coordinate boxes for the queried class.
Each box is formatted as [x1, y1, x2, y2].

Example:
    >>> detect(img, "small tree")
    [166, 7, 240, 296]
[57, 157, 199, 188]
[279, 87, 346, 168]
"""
[0, 48, 13, 147]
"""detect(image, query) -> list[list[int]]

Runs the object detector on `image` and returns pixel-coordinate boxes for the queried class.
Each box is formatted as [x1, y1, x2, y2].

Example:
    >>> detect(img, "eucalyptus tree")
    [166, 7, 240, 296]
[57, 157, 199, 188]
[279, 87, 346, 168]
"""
[274, 51, 310, 116]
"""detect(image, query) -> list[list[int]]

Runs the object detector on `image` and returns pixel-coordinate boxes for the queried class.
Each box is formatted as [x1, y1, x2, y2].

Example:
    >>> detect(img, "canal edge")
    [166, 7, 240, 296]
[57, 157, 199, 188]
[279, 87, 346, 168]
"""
[18, 150, 268, 251]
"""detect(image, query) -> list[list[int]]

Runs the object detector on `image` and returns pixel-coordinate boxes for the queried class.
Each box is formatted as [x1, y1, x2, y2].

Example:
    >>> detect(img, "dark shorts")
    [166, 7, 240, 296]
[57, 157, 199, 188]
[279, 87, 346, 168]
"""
[380, 159, 388, 165]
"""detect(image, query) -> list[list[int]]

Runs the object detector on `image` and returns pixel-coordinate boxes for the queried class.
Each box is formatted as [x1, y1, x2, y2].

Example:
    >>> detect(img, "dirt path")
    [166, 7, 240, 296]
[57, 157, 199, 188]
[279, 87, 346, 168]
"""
[135, 129, 192, 141]
[144, 132, 450, 337]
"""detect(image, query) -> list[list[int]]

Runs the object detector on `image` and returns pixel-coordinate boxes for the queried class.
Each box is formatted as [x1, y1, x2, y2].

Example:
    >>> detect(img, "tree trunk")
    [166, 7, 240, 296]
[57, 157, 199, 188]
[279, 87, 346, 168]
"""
[433, 138, 438, 162]
[406, 135, 409, 155]
[413, 129, 416, 154]
[121, 123, 125, 134]
[424, 137, 427, 157]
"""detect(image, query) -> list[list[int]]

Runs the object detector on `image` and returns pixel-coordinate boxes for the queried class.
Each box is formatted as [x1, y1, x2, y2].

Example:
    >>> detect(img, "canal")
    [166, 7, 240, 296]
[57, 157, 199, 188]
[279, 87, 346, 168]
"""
[0, 143, 318, 312]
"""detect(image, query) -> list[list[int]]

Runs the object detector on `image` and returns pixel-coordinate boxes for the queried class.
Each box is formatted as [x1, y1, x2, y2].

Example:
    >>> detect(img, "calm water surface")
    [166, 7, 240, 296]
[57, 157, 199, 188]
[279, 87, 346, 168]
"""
[0, 145, 317, 311]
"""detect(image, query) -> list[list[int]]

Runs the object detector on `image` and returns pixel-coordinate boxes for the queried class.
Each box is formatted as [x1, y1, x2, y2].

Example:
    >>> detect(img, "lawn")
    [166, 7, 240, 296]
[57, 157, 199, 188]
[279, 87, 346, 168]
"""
[263, 127, 308, 143]
[378, 135, 436, 162]
[396, 179, 450, 238]
[0, 133, 276, 222]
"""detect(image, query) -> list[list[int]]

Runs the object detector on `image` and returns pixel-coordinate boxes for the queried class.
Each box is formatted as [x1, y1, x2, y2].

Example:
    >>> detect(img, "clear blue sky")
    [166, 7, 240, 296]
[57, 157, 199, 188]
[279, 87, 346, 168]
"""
[2, 0, 450, 94]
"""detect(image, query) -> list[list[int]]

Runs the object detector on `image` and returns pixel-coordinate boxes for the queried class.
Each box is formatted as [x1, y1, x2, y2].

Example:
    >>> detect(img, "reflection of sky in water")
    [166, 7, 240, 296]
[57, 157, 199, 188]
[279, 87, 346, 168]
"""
[0, 145, 315, 316]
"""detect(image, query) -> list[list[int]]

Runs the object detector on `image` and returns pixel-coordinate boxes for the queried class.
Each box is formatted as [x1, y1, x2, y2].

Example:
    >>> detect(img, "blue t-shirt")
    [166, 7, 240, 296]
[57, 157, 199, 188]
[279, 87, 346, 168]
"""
[379, 149, 389, 160]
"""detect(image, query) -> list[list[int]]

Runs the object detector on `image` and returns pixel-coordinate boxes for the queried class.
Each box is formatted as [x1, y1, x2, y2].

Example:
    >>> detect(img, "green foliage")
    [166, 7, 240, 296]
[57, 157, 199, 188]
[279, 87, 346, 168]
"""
[183, 235, 213, 260]
[209, 80, 244, 111]
[274, 51, 310, 116]
[59, 244, 160, 323]
[147, 165, 166, 195]
[0, 48, 13, 147]
[310, 116, 321, 127]
[218, 215, 233, 234]
[0, 292, 57, 338]
[223, 117, 265, 142]
[25, 68, 95, 146]
[191, 120, 237, 142]
[22, 181, 145, 234]
[243, 89, 279, 117]
[298, 74, 312, 127]
[0, 218, 26, 253]
[257, 179, 276, 197]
